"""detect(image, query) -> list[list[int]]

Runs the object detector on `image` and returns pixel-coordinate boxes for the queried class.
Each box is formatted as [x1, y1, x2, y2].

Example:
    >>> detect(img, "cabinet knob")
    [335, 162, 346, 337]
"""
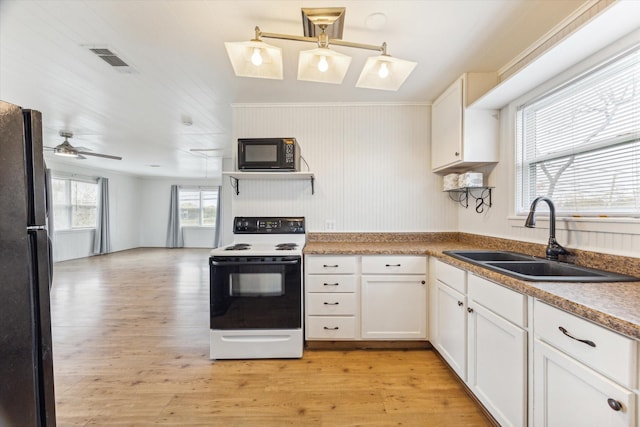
[454, 152, 460, 157]
[457, 301, 463, 307]
[467, 307, 474, 313]
[607, 398, 623, 411]
[421, 280, 426, 285]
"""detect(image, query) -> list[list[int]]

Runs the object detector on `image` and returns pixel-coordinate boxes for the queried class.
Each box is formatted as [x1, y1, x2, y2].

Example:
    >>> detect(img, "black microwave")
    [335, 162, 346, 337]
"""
[237, 138, 300, 171]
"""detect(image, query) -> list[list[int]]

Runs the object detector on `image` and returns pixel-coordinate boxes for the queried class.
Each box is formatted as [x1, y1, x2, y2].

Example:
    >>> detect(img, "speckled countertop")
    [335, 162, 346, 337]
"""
[304, 232, 640, 340]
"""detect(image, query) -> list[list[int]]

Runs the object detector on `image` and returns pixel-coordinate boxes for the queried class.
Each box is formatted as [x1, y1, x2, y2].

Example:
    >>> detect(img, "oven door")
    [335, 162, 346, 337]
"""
[209, 256, 302, 330]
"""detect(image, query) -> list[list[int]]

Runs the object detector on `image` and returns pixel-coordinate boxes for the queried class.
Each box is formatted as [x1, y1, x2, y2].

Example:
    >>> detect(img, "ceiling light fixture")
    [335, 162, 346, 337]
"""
[54, 132, 80, 158]
[224, 8, 417, 91]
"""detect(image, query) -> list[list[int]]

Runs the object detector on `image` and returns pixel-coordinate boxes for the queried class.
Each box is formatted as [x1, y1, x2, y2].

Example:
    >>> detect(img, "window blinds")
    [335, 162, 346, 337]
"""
[517, 46, 639, 215]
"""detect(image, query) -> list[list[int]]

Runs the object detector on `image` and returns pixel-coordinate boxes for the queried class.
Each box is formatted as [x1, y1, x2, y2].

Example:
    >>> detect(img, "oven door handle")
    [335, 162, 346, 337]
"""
[211, 259, 300, 266]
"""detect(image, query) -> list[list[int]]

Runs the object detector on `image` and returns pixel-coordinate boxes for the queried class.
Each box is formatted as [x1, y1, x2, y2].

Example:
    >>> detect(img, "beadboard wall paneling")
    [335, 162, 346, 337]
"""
[230, 103, 457, 232]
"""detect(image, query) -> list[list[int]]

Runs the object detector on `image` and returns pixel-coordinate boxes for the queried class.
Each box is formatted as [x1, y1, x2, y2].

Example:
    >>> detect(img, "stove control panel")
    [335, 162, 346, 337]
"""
[234, 216, 305, 234]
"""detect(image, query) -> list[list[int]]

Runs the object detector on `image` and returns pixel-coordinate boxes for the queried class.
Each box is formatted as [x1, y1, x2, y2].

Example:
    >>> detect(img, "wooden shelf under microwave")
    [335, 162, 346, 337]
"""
[223, 171, 315, 195]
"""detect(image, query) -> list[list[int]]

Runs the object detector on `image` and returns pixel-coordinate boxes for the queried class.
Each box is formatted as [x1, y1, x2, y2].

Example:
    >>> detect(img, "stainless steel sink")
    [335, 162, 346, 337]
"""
[443, 250, 639, 282]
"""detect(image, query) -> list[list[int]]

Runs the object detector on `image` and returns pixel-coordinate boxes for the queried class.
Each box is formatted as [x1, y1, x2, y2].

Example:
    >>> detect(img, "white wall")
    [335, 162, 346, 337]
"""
[458, 32, 640, 258]
[228, 103, 457, 233]
[46, 159, 141, 261]
[49, 161, 222, 260]
[138, 177, 221, 248]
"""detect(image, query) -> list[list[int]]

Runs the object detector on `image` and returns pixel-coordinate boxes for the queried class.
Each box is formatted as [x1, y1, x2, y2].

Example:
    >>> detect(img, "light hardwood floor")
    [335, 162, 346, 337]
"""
[50, 248, 491, 426]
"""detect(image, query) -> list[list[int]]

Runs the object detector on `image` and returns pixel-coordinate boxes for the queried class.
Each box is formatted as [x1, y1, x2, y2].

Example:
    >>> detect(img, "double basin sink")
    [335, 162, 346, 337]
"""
[443, 250, 639, 282]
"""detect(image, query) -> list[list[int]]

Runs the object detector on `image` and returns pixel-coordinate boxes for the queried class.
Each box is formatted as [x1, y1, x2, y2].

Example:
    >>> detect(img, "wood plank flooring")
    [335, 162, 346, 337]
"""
[50, 248, 491, 426]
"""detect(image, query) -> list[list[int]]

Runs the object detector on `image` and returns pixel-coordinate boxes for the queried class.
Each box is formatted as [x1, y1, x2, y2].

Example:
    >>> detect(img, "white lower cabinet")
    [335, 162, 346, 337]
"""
[434, 277, 467, 380]
[305, 254, 427, 341]
[533, 300, 637, 427]
[361, 255, 427, 340]
[534, 339, 635, 427]
[305, 255, 358, 340]
[467, 300, 527, 427]
[361, 275, 427, 339]
[431, 259, 527, 427]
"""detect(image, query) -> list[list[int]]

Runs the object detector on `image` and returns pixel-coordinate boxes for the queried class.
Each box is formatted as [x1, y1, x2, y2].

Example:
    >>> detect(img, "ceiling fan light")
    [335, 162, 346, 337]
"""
[224, 40, 283, 79]
[53, 147, 79, 158]
[356, 55, 417, 91]
[298, 47, 351, 84]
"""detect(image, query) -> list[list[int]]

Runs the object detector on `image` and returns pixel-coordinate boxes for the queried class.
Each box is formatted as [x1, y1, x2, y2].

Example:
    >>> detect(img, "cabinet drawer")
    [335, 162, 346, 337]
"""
[434, 258, 466, 294]
[305, 256, 357, 274]
[306, 316, 356, 339]
[361, 255, 426, 275]
[306, 275, 357, 293]
[468, 274, 526, 328]
[307, 293, 357, 315]
[534, 300, 637, 388]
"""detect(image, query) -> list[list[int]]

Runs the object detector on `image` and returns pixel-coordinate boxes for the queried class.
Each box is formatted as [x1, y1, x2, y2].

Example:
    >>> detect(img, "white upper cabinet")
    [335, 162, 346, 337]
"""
[431, 73, 500, 173]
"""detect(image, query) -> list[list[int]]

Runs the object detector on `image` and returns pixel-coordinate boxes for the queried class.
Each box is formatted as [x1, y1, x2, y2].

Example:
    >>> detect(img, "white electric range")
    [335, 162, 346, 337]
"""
[209, 217, 305, 360]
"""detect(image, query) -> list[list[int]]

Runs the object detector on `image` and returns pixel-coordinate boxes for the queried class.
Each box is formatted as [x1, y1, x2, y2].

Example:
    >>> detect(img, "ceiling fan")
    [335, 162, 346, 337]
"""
[45, 131, 122, 160]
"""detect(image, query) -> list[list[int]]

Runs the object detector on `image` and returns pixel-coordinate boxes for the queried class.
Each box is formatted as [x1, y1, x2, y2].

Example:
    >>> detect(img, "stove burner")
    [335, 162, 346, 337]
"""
[225, 244, 251, 251]
[275, 243, 298, 251]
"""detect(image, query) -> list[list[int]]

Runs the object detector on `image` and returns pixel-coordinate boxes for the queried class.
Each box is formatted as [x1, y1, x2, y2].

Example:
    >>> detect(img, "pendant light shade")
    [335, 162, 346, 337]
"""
[356, 55, 417, 91]
[224, 8, 417, 90]
[224, 40, 283, 80]
[297, 47, 352, 84]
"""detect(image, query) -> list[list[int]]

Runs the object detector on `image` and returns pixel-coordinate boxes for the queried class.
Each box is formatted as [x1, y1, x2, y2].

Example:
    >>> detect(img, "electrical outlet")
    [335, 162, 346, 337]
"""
[324, 220, 336, 231]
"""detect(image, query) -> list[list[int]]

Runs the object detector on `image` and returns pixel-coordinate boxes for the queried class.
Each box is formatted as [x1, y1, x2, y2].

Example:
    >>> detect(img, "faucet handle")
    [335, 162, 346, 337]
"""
[546, 237, 569, 260]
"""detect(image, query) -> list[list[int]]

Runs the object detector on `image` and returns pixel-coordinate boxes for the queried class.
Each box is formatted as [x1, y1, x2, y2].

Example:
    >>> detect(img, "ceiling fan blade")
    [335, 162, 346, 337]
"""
[77, 151, 122, 160]
[77, 154, 87, 160]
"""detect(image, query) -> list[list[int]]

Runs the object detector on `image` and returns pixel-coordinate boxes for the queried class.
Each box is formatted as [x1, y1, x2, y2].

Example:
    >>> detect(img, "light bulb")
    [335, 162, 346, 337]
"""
[251, 48, 263, 66]
[317, 55, 329, 73]
[378, 62, 389, 79]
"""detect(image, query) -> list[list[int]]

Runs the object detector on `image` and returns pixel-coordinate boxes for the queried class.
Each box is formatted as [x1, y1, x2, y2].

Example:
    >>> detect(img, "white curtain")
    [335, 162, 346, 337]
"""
[93, 177, 111, 254]
[166, 185, 183, 248]
[213, 185, 222, 248]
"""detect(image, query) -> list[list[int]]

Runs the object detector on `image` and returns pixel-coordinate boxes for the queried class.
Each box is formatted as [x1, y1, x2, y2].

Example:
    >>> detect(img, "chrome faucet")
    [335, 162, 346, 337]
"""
[524, 196, 569, 261]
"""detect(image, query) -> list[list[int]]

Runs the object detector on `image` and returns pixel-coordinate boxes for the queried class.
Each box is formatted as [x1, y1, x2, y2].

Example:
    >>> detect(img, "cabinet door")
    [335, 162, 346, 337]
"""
[361, 275, 426, 340]
[467, 302, 527, 427]
[434, 280, 467, 380]
[534, 339, 635, 427]
[431, 77, 463, 170]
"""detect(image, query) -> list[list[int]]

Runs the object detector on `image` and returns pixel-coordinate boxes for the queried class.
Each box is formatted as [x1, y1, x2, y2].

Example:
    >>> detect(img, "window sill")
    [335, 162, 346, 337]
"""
[508, 216, 640, 236]
[54, 228, 96, 234]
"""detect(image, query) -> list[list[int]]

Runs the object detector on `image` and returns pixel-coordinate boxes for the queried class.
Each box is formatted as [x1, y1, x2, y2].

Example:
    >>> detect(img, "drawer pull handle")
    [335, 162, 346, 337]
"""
[385, 264, 401, 267]
[323, 302, 339, 305]
[457, 301, 464, 307]
[323, 326, 339, 330]
[607, 398, 623, 411]
[323, 283, 339, 286]
[558, 326, 596, 348]
[323, 264, 339, 268]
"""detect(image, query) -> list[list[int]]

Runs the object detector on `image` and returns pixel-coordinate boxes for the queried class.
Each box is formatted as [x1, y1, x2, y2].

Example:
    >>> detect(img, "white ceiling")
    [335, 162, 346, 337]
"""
[0, 0, 590, 179]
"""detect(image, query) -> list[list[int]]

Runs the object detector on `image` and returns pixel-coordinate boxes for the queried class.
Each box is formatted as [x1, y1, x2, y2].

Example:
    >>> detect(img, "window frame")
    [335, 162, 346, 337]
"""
[51, 176, 98, 231]
[514, 44, 640, 218]
[178, 187, 218, 228]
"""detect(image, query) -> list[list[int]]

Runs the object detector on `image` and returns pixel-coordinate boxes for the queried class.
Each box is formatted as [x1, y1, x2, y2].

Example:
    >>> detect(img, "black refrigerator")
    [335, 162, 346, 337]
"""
[0, 100, 56, 426]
